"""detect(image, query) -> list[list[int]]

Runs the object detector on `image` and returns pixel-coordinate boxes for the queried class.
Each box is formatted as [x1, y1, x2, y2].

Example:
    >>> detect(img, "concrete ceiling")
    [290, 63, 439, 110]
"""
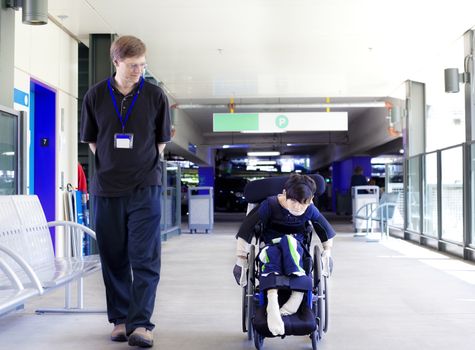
[47, 0, 475, 162]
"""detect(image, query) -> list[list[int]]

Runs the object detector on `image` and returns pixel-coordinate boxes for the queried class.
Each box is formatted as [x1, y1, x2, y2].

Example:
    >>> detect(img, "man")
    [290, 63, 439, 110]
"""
[80, 35, 171, 348]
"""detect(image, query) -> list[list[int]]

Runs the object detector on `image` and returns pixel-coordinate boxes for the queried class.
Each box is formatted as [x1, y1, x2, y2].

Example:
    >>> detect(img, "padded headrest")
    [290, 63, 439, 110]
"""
[244, 174, 326, 204]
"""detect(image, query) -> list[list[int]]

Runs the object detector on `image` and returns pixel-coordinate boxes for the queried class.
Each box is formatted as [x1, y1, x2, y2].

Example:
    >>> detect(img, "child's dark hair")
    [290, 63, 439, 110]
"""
[283, 174, 316, 203]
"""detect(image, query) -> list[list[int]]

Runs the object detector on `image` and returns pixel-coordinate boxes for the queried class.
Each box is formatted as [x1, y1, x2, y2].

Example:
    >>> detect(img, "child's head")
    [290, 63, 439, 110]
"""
[282, 174, 316, 215]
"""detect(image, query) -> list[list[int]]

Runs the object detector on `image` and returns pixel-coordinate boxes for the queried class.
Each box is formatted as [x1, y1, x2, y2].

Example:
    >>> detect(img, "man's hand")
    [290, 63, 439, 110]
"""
[233, 256, 248, 287]
[321, 249, 333, 277]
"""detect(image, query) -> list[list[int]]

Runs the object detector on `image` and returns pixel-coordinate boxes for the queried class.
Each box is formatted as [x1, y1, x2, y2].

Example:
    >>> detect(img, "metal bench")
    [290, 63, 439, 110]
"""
[0, 195, 102, 315]
[0, 255, 43, 316]
[353, 192, 399, 239]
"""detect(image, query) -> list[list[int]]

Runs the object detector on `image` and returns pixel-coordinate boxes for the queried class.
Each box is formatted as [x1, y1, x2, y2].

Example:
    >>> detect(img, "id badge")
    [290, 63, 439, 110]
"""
[114, 133, 134, 149]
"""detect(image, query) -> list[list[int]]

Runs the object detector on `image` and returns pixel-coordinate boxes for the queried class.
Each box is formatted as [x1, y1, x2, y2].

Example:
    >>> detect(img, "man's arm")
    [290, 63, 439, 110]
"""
[157, 143, 166, 155]
[89, 143, 97, 154]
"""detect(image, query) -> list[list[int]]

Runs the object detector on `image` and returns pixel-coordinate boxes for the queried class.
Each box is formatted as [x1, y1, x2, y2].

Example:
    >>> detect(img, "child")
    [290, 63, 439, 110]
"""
[233, 174, 335, 336]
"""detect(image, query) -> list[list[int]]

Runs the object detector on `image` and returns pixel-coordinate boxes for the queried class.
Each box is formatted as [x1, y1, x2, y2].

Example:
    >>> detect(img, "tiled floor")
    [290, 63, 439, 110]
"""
[1, 213, 475, 349]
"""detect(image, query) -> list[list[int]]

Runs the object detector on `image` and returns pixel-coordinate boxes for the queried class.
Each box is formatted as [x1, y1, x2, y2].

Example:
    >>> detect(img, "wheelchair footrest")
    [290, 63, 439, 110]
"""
[252, 304, 316, 337]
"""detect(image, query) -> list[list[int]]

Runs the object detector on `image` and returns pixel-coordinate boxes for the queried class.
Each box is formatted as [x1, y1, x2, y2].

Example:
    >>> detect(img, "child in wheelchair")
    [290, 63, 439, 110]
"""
[233, 174, 335, 337]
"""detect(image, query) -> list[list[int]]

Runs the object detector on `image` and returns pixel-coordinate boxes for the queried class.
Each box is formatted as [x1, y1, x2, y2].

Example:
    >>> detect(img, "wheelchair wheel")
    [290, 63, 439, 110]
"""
[323, 275, 329, 333]
[242, 286, 248, 333]
[246, 245, 256, 341]
[310, 331, 318, 350]
[313, 245, 324, 340]
[253, 328, 264, 350]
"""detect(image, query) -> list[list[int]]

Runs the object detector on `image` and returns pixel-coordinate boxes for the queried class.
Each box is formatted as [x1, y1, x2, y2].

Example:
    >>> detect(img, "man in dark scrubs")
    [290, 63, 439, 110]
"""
[80, 35, 171, 348]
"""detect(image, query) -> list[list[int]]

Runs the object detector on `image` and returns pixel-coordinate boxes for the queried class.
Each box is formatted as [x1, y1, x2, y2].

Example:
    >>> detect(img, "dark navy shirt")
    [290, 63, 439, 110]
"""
[351, 174, 368, 187]
[80, 75, 171, 197]
[237, 195, 336, 244]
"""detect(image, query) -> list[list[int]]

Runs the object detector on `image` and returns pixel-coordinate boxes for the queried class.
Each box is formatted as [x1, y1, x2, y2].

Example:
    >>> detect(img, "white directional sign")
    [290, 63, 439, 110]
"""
[213, 112, 348, 132]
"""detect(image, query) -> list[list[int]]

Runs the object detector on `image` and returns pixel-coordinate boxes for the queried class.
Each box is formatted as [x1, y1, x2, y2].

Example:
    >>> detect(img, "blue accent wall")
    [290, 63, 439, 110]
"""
[198, 167, 215, 187]
[331, 156, 371, 212]
[31, 80, 56, 246]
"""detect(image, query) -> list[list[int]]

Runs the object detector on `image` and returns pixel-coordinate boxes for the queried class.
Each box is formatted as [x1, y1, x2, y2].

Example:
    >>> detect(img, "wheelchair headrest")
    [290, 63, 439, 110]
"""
[244, 174, 326, 204]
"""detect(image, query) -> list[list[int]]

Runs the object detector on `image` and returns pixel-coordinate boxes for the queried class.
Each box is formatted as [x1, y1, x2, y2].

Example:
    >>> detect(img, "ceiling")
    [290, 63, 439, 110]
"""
[48, 0, 475, 163]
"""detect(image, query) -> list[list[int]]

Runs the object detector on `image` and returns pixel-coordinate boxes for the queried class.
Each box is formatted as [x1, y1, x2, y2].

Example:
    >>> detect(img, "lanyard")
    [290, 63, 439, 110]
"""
[107, 77, 144, 131]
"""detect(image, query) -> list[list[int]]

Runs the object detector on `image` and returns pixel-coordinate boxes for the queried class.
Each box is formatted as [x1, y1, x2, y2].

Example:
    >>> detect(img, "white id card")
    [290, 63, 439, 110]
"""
[114, 133, 134, 149]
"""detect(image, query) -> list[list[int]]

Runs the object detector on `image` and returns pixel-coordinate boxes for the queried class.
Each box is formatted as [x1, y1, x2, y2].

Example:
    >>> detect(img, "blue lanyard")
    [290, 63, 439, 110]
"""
[107, 77, 144, 131]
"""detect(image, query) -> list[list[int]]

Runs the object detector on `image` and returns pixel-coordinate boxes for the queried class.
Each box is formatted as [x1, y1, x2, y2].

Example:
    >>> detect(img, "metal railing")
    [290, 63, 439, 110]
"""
[390, 142, 475, 260]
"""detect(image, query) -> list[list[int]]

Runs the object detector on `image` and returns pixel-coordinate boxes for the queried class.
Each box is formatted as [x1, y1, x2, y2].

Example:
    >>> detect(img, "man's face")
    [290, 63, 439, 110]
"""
[114, 55, 147, 84]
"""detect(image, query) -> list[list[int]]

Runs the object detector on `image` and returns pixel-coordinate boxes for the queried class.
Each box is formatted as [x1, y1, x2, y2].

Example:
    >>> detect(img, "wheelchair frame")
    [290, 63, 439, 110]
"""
[242, 237, 329, 350]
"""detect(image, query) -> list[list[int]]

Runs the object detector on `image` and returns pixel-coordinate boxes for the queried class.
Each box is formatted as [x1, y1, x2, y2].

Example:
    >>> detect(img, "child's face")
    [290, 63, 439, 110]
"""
[284, 197, 313, 216]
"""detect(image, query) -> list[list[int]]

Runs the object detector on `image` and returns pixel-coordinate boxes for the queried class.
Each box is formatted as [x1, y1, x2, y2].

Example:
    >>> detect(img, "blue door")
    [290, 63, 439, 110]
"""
[30, 80, 56, 245]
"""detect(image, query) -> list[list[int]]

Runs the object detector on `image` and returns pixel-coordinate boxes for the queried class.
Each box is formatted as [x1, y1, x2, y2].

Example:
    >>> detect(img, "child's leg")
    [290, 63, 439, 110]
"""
[259, 245, 282, 276]
[280, 291, 304, 316]
[266, 289, 285, 336]
[279, 235, 306, 276]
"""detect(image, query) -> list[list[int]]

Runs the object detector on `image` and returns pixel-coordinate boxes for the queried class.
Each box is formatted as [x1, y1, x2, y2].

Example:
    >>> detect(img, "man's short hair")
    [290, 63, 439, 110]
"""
[284, 174, 316, 204]
[110, 35, 146, 62]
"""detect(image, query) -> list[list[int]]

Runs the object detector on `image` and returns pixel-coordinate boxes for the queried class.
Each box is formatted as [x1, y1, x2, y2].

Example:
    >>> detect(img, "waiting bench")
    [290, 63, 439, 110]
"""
[0, 195, 102, 316]
[353, 192, 399, 239]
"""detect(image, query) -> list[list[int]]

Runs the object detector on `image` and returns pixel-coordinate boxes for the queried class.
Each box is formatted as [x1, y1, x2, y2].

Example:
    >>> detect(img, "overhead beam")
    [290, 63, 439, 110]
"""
[177, 101, 387, 110]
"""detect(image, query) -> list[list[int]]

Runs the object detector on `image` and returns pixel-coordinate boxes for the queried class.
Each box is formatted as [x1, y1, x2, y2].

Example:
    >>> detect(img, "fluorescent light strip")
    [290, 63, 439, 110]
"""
[247, 151, 280, 156]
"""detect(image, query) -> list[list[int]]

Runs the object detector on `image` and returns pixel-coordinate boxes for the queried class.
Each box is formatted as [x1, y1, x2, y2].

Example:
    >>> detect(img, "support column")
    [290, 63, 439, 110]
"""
[89, 34, 115, 86]
[464, 30, 475, 142]
[86, 34, 115, 232]
[0, 3, 15, 107]
[405, 80, 426, 157]
[463, 30, 475, 254]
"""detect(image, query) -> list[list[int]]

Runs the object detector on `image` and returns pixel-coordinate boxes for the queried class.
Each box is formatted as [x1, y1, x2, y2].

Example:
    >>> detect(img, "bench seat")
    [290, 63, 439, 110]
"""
[0, 195, 101, 315]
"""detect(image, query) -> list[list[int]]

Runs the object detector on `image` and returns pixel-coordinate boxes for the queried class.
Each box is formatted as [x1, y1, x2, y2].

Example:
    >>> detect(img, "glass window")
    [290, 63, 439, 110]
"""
[0, 111, 18, 195]
[422, 152, 438, 237]
[440, 146, 463, 242]
[407, 156, 421, 233]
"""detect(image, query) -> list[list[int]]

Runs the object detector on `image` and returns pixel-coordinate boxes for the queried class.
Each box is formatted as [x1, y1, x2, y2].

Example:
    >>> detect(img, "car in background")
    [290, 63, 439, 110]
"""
[214, 176, 249, 212]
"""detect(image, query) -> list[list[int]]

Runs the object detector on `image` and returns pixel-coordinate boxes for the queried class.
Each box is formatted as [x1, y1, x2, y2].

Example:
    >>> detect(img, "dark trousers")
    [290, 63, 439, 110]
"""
[93, 186, 162, 334]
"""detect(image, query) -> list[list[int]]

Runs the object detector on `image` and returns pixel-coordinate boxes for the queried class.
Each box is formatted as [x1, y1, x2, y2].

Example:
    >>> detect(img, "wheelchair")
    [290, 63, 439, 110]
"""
[240, 175, 330, 350]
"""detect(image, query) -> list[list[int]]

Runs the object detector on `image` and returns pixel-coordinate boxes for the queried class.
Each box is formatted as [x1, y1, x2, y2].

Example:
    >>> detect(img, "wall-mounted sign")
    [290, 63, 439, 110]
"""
[213, 112, 348, 132]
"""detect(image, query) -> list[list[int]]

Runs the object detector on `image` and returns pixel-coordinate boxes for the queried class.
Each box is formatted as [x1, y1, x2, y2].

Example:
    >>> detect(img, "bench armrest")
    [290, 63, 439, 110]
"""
[368, 202, 398, 220]
[354, 202, 378, 219]
[47, 221, 96, 240]
[0, 245, 44, 294]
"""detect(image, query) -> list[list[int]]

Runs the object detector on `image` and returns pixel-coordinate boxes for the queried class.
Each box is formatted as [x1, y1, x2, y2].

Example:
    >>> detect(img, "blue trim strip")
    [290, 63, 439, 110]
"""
[14, 88, 29, 107]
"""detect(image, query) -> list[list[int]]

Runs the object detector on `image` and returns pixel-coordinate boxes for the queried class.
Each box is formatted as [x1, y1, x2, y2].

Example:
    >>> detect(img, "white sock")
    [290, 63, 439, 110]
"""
[280, 291, 304, 316]
[266, 289, 285, 336]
